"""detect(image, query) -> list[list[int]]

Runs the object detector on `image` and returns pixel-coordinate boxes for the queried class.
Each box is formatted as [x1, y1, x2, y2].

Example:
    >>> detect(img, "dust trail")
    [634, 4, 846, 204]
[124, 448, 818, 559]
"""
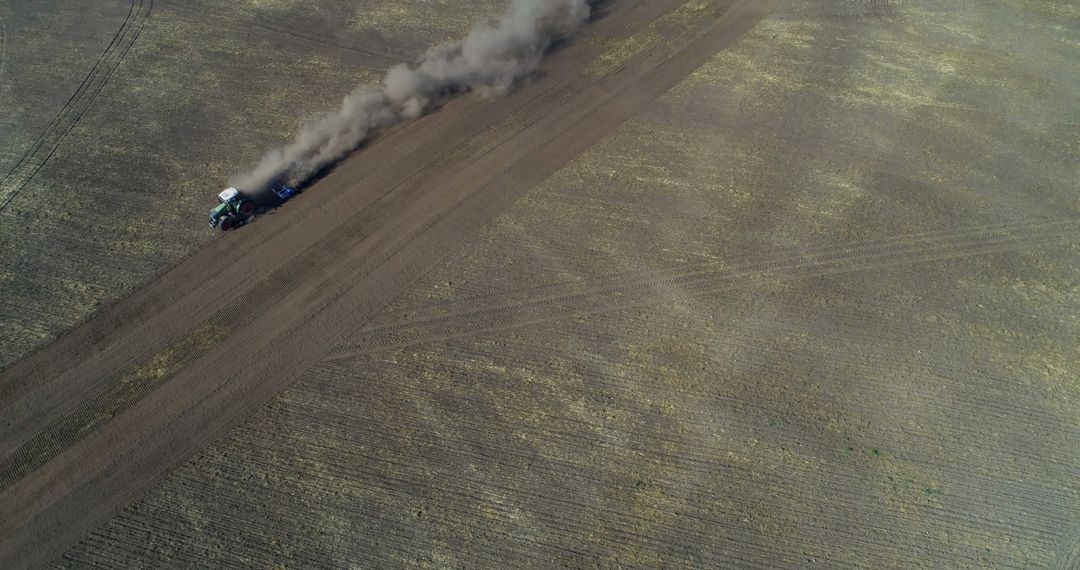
[231, 0, 590, 193]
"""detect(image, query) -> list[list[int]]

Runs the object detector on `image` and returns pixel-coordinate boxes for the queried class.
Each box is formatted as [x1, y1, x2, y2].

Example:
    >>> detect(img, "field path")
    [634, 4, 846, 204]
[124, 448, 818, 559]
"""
[0, 1, 776, 567]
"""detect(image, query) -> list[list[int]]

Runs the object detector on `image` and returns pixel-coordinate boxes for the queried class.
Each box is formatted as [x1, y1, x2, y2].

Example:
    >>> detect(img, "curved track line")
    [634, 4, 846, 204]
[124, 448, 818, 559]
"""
[404, 216, 1075, 314]
[1056, 526, 1080, 570]
[355, 217, 1077, 327]
[328, 218, 1079, 358]
[159, 0, 410, 63]
[0, 0, 153, 211]
[0, 23, 7, 83]
[1054, 528, 1080, 570]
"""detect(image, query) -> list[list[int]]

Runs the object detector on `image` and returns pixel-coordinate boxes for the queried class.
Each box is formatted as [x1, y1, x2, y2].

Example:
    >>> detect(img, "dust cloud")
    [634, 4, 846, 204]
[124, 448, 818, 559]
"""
[231, 0, 590, 192]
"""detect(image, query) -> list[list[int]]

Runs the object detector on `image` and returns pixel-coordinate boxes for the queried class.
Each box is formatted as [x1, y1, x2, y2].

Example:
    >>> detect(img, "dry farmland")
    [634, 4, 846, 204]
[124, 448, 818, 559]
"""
[1, 0, 1079, 568]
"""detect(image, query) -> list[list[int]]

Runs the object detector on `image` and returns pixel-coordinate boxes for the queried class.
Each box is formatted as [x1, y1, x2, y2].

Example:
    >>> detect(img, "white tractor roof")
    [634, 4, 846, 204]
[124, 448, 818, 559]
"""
[218, 187, 240, 202]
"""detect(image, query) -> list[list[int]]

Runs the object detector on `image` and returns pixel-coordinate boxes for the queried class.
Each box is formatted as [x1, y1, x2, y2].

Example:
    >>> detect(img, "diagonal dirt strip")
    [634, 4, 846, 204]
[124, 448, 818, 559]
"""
[0, 0, 686, 434]
[0, 0, 693, 468]
[326, 218, 1080, 359]
[0, 1, 776, 567]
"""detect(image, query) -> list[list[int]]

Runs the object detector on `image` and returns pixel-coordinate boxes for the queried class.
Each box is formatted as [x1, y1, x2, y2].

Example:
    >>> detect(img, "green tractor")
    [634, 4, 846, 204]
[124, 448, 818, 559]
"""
[208, 187, 257, 231]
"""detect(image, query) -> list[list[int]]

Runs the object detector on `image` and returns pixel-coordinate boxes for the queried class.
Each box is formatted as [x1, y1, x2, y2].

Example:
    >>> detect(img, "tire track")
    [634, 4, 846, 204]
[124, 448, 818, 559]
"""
[0, 22, 7, 83]
[1056, 526, 1080, 570]
[328, 218, 1079, 358]
[159, 0, 410, 63]
[341, 230, 1065, 351]
[349, 216, 1076, 325]
[0, 0, 153, 212]
[401, 216, 1073, 315]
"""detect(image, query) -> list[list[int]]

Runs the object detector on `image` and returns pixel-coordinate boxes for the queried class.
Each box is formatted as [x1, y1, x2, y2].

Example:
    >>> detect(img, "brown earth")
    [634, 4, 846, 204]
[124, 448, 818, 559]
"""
[2, 0, 1079, 568]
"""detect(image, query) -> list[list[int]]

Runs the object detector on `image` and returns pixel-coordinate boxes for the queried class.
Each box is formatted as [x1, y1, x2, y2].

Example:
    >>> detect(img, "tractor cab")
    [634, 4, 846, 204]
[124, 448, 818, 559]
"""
[218, 187, 241, 204]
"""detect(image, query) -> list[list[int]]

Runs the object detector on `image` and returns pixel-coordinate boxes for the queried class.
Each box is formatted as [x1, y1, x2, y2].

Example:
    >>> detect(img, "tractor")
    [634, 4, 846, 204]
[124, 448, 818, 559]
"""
[208, 178, 297, 231]
[208, 187, 255, 231]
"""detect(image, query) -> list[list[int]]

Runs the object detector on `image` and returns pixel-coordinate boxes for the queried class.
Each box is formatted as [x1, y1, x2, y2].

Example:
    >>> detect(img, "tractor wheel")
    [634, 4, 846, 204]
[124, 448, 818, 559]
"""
[220, 217, 238, 232]
[237, 200, 256, 216]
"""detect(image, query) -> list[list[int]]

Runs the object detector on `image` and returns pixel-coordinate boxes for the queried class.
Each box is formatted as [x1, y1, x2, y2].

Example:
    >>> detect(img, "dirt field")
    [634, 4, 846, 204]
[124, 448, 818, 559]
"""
[2, 0, 1079, 568]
